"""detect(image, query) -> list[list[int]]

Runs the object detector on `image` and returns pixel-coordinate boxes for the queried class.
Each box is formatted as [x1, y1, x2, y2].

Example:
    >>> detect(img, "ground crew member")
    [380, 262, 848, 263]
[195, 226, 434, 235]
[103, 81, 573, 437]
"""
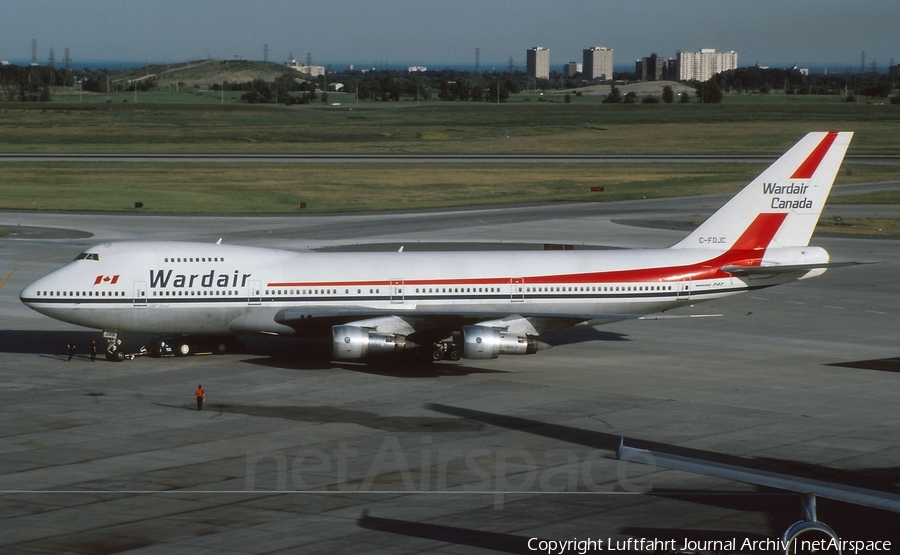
[196, 385, 205, 411]
[90, 340, 97, 362]
[67, 340, 76, 361]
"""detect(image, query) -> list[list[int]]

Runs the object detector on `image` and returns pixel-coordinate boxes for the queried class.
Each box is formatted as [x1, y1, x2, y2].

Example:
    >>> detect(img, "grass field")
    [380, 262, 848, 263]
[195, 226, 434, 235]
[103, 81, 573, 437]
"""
[1, 93, 898, 236]
[816, 218, 900, 236]
[3, 95, 900, 155]
[1, 161, 897, 214]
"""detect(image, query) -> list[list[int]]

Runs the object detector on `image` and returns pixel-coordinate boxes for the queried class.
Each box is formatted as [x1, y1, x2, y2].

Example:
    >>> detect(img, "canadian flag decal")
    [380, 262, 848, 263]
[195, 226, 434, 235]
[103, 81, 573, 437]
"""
[94, 275, 120, 286]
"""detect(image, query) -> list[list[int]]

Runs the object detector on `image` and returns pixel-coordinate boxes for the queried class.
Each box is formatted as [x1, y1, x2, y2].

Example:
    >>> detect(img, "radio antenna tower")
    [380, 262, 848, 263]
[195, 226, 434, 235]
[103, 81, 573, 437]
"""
[64, 47, 72, 72]
[475, 47, 480, 74]
[508, 55, 514, 74]
[48, 47, 55, 85]
[264, 44, 269, 64]
[860, 51, 866, 74]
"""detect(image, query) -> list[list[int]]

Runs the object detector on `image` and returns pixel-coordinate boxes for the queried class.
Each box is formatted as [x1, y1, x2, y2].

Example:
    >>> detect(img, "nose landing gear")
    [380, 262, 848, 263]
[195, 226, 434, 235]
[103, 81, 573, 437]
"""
[103, 331, 125, 362]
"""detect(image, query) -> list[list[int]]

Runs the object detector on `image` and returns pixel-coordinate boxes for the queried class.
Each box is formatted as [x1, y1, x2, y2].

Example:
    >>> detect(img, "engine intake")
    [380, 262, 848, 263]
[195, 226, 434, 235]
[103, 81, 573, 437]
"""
[461, 325, 541, 360]
[332, 325, 407, 360]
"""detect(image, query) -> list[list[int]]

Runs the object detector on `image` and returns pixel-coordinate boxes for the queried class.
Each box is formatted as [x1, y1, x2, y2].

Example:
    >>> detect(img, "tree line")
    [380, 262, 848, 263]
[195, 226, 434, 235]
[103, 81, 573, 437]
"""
[2, 61, 897, 104]
[0, 64, 73, 101]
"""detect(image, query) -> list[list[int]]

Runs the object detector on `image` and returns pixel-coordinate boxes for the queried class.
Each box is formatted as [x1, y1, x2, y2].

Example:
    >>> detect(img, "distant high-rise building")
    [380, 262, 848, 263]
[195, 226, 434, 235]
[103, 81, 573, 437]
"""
[636, 53, 666, 81]
[677, 49, 737, 81]
[564, 62, 581, 78]
[526, 47, 549, 79]
[583, 47, 613, 81]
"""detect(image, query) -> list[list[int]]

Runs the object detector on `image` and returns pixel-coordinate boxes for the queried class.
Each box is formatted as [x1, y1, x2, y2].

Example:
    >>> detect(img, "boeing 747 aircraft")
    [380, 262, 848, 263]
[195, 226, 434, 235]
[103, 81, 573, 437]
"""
[21, 132, 853, 362]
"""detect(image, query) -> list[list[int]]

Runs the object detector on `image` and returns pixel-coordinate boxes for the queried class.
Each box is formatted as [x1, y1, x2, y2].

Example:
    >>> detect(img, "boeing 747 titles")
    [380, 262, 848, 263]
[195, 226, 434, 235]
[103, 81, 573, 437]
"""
[21, 132, 854, 362]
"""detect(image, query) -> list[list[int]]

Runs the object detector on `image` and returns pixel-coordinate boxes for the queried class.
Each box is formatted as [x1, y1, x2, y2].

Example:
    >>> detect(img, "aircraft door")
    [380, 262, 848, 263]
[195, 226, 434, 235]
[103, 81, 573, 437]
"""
[133, 281, 147, 307]
[676, 279, 691, 300]
[248, 280, 261, 306]
[510, 277, 524, 302]
[391, 279, 404, 304]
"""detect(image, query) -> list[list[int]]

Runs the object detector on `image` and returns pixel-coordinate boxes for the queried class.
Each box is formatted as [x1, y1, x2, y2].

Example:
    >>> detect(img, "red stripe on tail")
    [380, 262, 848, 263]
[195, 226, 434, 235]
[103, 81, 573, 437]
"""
[731, 212, 788, 252]
[790, 131, 839, 180]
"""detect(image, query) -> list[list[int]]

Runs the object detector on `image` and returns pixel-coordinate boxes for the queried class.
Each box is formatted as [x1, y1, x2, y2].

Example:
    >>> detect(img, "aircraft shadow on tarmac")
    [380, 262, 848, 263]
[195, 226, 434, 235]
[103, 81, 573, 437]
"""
[208, 404, 484, 432]
[827, 357, 900, 373]
[420, 404, 900, 543]
[7, 329, 900, 381]
[239, 353, 510, 377]
[0, 330, 102, 359]
[539, 327, 629, 347]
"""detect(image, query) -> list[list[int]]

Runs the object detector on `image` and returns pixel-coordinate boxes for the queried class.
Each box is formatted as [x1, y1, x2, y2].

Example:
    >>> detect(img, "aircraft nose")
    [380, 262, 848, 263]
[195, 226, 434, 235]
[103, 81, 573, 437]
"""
[19, 274, 51, 308]
[20, 279, 39, 306]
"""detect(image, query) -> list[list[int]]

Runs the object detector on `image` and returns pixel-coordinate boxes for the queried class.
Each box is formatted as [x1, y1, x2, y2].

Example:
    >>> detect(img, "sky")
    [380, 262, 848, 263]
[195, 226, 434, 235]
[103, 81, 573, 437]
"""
[1, 0, 897, 71]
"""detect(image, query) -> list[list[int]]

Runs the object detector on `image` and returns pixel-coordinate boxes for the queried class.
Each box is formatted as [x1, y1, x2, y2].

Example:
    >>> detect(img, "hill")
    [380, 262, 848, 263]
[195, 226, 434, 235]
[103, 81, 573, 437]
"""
[110, 59, 309, 89]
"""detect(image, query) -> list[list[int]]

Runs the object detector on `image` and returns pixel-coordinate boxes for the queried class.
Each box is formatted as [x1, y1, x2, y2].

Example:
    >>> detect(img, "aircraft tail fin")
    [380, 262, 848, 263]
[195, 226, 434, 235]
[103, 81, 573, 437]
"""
[672, 132, 853, 251]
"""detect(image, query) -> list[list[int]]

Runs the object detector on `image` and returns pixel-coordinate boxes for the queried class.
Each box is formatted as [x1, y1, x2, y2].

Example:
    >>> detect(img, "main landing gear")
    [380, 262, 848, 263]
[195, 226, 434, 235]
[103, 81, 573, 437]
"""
[431, 341, 461, 362]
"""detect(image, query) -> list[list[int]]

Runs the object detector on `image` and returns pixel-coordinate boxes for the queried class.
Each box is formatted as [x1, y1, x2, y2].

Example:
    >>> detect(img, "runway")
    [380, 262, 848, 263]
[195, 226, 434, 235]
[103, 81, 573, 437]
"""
[1, 197, 899, 553]
[2, 153, 900, 165]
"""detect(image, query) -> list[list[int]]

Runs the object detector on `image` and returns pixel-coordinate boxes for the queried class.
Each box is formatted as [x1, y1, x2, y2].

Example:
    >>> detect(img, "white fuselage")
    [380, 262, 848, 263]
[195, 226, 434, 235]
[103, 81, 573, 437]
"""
[19, 240, 786, 336]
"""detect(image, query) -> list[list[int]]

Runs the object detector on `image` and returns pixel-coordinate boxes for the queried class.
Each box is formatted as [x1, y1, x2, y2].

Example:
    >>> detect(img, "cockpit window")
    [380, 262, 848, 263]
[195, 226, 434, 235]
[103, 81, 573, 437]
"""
[74, 252, 100, 261]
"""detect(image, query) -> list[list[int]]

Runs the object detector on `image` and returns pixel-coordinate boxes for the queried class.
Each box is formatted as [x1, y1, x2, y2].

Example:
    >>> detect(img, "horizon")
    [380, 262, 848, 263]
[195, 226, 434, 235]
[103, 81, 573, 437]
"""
[1, 57, 885, 76]
[1, 1, 897, 75]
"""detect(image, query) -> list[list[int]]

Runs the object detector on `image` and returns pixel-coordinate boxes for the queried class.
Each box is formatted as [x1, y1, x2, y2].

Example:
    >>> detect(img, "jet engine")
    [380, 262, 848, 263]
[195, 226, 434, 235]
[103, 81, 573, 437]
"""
[460, 325, 542, 360]
[332, 325, 407, 360]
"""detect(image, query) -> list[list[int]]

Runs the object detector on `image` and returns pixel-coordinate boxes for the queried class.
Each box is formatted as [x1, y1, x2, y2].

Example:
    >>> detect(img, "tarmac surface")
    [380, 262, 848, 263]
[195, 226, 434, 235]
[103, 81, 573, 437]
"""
[1, 193, 899, 554]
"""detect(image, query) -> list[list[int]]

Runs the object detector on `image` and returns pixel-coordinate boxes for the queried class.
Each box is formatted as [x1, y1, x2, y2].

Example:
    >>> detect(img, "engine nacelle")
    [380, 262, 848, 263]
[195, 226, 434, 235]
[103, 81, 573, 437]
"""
[332, 325, 407, 360]
[461, 325, 541, 360]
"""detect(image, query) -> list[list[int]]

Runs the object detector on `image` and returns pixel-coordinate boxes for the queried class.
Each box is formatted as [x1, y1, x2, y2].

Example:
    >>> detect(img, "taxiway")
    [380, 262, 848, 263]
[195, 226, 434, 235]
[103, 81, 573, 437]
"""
[1, 194, 898, 553]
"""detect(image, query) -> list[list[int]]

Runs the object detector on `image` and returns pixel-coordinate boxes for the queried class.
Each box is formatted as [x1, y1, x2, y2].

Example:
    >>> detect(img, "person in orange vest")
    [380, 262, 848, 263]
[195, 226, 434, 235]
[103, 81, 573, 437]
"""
[195, 385, 205, 411]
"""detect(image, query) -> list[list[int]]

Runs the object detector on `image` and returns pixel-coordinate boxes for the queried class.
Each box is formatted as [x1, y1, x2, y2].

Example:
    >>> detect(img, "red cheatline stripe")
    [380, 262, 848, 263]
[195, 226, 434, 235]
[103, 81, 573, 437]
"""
[790, 131, 838, 180]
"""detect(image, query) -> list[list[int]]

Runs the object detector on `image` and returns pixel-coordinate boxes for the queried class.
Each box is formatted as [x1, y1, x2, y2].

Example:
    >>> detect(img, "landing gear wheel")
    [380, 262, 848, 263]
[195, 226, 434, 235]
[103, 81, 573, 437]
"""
[448, 348, 461, 361]
[431, 348, 444, 362]
[103, 331, 123, 362]
[177, 343, 192, 357]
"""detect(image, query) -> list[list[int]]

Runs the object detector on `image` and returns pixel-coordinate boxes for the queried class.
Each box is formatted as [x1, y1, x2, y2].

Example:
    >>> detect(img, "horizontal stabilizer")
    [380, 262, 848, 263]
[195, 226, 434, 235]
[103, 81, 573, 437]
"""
[722, 260, 872, 276]
[637, 314, 722, 320]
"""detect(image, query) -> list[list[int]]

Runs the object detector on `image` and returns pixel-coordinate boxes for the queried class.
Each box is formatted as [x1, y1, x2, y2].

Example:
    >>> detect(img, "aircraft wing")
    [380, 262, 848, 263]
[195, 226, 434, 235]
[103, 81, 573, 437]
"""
[228, 304, 662, 339]
[618, 441, 900, 513]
